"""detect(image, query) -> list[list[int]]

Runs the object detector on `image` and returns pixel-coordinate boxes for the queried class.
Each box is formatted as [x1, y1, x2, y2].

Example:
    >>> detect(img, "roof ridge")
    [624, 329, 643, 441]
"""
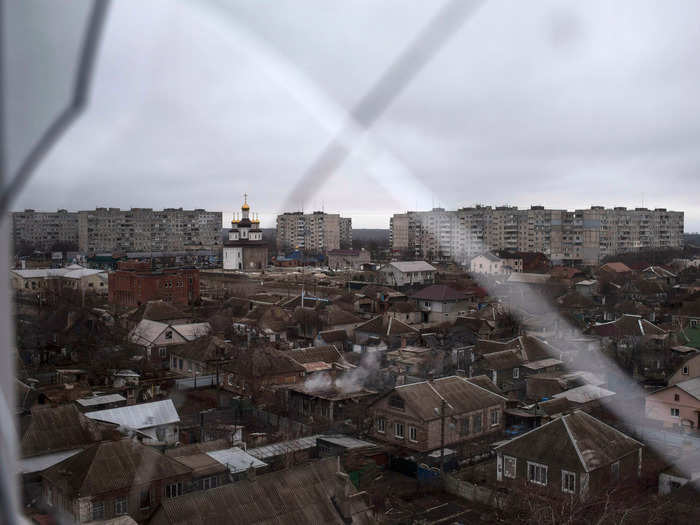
[561, 414, 589, 472]
[426, 381, 454, 411]
[462, 376, 508, 401]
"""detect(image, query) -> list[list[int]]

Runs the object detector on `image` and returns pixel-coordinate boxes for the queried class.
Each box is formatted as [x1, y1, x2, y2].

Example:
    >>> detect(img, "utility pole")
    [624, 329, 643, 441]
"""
[440, 398, 446, 473]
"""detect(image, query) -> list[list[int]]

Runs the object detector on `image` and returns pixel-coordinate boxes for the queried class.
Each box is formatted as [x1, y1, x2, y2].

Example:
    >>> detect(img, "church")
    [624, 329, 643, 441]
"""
[222, 195, 268, 271]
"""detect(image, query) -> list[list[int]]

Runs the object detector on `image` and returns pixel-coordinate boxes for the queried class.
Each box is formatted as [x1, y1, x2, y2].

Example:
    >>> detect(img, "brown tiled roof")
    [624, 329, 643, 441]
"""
[388, 301, 419, 313]
[317, 329, 348, 343]
[465, 375, 503, 395]
[592, 314, 666, 337]
[243, 305, 291, 333]
[482, 349, 523, 370]
[169, 336, 233, 362]
[20, 405, 116, 458]
[355, 315, 418, 336]
[388, 376, 505, 422]
[410, 285, 470, 302]
[599, 262, 633, 274]
[225, 346, 305, 377]
[287, 345, 344, 365]
[42, 438, 192, 497]
[150, 457, 373, 525]
[496, 410, 642, 473]
[473, 338, 521, 356]
[143, 300, 190, 322]
[322, 305, 362, 326]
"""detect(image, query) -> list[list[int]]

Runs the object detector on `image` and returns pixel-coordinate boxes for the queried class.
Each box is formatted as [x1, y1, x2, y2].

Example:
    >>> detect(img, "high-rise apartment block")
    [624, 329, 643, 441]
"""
[276, 211, 351, 254]
[340, 217, 353, 248]
[12, 208, 222, 254]
[12, 209, 80, 251]
[390, 206, 684, 265]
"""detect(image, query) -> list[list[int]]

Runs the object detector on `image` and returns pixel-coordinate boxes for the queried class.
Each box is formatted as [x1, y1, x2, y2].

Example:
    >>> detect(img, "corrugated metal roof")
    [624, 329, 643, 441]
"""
[76, 394, 126, 407]
[552, 385, 615, 403]
[85, 399, 179, 430]
[172, 322, 211, 341]
[384, 261, 436, 273]
[316, 435, 376, 449]
[247, 435, 321, 460]
[676, 377, 700, 400]
[207, 447, 267, 474]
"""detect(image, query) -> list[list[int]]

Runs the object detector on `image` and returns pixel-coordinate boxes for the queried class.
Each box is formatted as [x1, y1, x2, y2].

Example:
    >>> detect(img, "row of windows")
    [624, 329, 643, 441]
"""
[377, 409, 500, 441]
[502, 456, 620, 492]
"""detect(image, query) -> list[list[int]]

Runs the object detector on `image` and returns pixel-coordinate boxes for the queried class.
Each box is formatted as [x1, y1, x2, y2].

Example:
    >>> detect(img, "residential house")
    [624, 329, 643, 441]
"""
[128, 319, 211, 364]
[354, 315, 420, 347]
[669, 353, 700, 385]
[314, 329, 351, 350]
[368, 375, 506, 452]
[645, 377, 700, 431]
[205, 447, 268, 481]
[379, 261, 436, 287]
[495, 411, 643, 497]
[75, 394, 127, 412]
[10, 265, 108, 297]
[168, 336, 233, 378]
[238, 305, 290, 343]
[469, 336, 564, 397]
[85, 399, 180, 446]
[410, 284, 477, 323]
[19, 405, 117, 480]
[41, 438, 192, 523]
[470, 253, 505, 275]
[641, 265, 677, 285]
[658, 450, 700, 495]
[598, 262, 633, 276]
[284, 383, 377, 428]
[148, 457, 374, 525]
[386, 301, 422, 325]
[221, 345, 305, 400]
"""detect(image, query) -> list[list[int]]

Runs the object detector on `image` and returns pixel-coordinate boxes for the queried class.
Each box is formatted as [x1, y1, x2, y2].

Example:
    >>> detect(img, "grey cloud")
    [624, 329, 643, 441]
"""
[12, 0, 700, 231]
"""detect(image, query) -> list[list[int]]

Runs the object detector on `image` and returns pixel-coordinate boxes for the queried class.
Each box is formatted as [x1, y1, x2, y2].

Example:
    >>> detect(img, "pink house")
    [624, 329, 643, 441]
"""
[645, 377, 700, 431]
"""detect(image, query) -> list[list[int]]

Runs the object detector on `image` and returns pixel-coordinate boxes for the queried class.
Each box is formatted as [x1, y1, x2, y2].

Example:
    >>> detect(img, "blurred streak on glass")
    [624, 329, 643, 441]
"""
[1, 1, 99, 522]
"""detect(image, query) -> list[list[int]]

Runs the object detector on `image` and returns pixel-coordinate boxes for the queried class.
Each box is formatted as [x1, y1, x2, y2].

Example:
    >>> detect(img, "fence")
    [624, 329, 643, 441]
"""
[443, 473, 508, 510]
[175, 374, 217, 390]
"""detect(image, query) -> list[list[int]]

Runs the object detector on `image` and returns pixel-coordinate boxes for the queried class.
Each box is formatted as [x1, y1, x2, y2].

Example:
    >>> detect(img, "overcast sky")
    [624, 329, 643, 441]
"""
[14, 0, 700, 231]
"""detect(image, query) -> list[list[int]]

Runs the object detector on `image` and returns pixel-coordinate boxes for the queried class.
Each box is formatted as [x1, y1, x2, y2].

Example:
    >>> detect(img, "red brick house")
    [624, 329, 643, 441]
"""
[109, 262, 200, 307]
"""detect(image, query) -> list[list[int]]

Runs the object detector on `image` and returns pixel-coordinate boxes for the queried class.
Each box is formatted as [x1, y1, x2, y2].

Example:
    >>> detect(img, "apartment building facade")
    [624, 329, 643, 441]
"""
[276, 211, 350, 254]
[339, 217, 352, 248]
[78, 208, 222, 253]
[390, 206, 684, 265]
[12, 209, 80, 251]
[13, 208, 223, 254]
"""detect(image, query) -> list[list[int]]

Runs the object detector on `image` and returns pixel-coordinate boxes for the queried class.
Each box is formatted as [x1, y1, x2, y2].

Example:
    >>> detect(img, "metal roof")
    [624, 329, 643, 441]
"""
[75, 393, 126, 407]
[552, 384, 615, 403]
[676, 377, 700, 400]
[383, 261, 436, 273]
[316, 435, 376, 449]
[247, 435, 321, 460]
[85, 399, 179, 430]
[206, 447, 267, 474]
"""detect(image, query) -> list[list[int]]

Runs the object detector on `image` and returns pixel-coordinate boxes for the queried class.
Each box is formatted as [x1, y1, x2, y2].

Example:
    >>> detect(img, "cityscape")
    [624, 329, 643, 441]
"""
[9, 196, 700, 523]
[6, 1, 700, 524]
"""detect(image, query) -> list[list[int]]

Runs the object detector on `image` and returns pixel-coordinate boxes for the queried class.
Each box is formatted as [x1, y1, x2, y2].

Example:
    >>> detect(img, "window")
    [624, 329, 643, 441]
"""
[490, 409, 499, 426]
[527, 462, 548, 486]
[562, 471, 576, 494]
[92, 501, 105, 521]
[165, 482, 183, 498]
[472, 412, 482, 434]
[674, 393, 680, 402]
[683, 366, 689, 375]
[513, 367, 520, 379]
[115, 496, 128, 515]
[376, 417, 386, 433]
[228, 374, 234, 386]
[165, 330, 173, 340]
[389, 396, 405, 410]
[46, 485, 53, 507]
[394, 422, 404, 439]
[671, 408, 680, 417]
[503, 455, 516, 479]
[460, 417, 470, 435]
[202, 476, 218, 490]
[159, 347, 167, 358]
[611, 461, 620, 481]
[408, 425, 417, 442]
[139, 489, 151, 509]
